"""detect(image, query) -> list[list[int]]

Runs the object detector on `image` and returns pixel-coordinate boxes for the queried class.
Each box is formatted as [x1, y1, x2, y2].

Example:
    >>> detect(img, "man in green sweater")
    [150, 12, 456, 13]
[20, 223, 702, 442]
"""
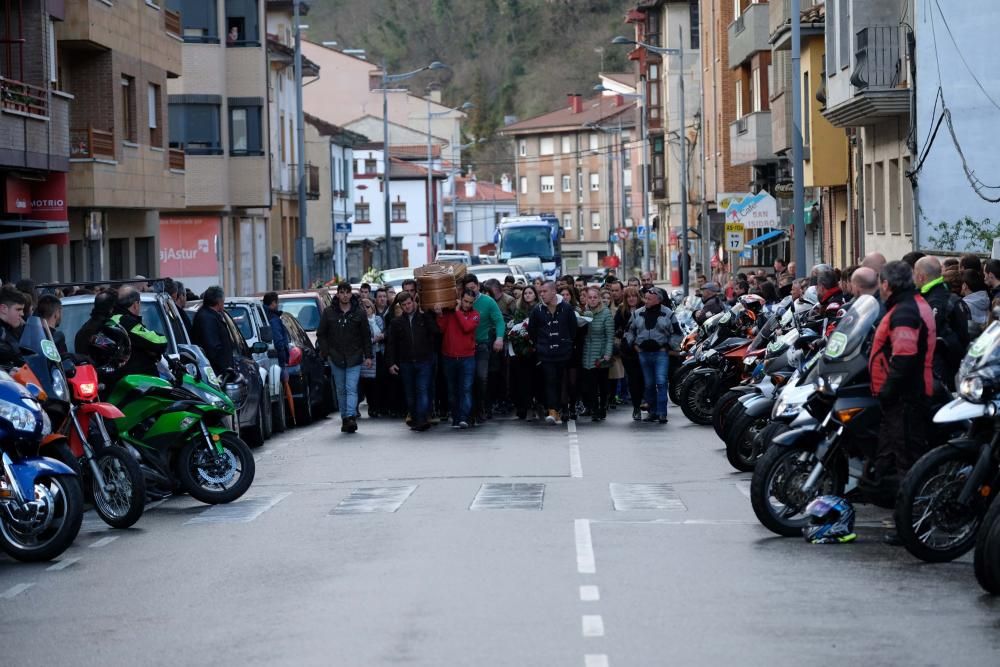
[461, 273, 506, 423]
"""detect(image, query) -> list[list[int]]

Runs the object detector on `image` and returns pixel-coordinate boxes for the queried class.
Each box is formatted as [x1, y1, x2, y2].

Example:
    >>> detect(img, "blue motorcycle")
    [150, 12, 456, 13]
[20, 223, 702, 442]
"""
[0, 369, 83, 562]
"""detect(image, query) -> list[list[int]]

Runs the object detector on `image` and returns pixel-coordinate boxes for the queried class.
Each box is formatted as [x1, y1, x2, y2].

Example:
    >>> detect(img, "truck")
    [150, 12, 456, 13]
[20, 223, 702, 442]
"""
[494, 215, 562, 280]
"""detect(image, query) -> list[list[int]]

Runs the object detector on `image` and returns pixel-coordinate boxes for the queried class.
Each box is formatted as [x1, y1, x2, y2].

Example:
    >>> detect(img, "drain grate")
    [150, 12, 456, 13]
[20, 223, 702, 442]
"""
[609, 483, 686, 511]
[330, 486, 417, 514]
[469, 483, 545, 510]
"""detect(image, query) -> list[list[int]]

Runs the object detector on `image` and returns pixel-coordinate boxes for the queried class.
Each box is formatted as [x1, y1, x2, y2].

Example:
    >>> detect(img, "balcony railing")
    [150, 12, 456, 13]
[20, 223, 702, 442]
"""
[1, 78, 48, 117]
[70, 127, 115, 159]
[168, 148, 185, 170]
[850, 26, 903, 90]
[164, 9, 182, 38]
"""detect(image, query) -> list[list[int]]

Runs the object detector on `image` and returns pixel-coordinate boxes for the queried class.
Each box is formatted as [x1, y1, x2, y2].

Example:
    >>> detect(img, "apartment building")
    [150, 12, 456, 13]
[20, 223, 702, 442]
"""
[445, 175, 517, 258]
[502, 94, 642, 273]
[55, 0, 184, 283]
[162, 0, 271, 295]
[0, 1, 70, 282]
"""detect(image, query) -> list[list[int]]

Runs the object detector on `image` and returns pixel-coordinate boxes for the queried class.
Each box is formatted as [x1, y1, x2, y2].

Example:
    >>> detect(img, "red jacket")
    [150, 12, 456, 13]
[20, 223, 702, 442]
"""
[869, 288, 936, 400]
[437, 308, 480, 358]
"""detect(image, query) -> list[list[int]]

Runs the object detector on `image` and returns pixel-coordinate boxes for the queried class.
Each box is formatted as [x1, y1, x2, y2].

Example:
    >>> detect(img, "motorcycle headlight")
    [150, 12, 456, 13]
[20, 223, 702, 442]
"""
[960, 375, 986, 403]
[187, 383, 228, 409]
[41, 410, 51, 436]
[51, 368, 69, 402]
[0, 398, 38, 433]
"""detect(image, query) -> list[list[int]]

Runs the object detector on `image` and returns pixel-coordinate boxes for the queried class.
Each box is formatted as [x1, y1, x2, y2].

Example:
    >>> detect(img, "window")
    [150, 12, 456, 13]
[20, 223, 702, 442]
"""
[902, 157, 914, 234]
[134, 237, 154, 277]
[355, 202, 370, 223]
[577, 168, 583, 192]
[591, 211, 601, 230]
[562, 175, 571, 192]
[225, 0, 260, 46]
[391, 202, 407, 222]
[561, 136, 573, 154]
[872, 161, 884, 234]
[229, 105, 263, 155]
[540, 175, 555, 193]
[167, 0, 218, 43]
[751, 68, 762, 112]
[734, 0, 742, 19]
[647, 65, 662, 122]
[279, 113, 286, 162]
[562, 213, 572, 230]
[47, 19, 57, 84]
[888, 158, 901, 234]
[689, 0, 700, 49]
[148, 84, 162, 146]
[169, 102, 222, 155]
[802, 72, 810, 147]
[590, 173, 600, 192]
[121, 76, 136, 143]
[589, 133, 599, 151]
[838, 0, 849, 70]
[519, 176, 528, 194]
[539, 136, 555, 155]
[364, 159, 377, 174]
[735, 80, 744, 119]
[519, 140, 527, 157]
[109, 238, 128, 279]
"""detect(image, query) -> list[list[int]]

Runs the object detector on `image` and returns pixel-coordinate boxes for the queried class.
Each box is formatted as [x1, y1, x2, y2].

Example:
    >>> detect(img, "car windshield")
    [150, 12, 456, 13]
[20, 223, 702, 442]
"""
[226, 306, 254, 339]
[61, 300, 169, 354]
[823, 294, 880, 360]
[961, 320, 1000, 376]
[281, 298, 321, 331]
[498, 226, 555, 261]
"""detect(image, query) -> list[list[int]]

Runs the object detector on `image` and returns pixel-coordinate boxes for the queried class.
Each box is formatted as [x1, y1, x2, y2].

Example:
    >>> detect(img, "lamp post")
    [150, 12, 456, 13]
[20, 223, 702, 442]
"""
[584, 118, 626, 270]
[425, 99, 473, 261]
[293, 0, 309, 288]
[612, 28, 688, 294]
[381, 60, 447, 269]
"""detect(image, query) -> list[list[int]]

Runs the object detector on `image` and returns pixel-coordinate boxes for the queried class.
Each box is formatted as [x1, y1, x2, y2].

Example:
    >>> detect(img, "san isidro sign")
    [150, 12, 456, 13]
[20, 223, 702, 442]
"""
[718, 192, 780, 230]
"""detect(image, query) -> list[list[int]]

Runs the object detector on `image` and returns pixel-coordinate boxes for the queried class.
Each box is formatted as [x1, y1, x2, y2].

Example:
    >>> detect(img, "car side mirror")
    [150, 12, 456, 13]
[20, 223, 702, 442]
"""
[251, 341, 269, 354]
[258, 325, 273, 343]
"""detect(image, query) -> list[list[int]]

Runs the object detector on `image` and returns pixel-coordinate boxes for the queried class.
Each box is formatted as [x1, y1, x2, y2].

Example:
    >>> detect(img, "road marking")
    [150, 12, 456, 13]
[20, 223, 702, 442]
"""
[90, 536, 119, 548]
[567, 420, 577, 434]
[187, 492, 292, 525]
[735, 481, 751, 499]
[592, 518, 756, 526]
[46, 557, 81, 572]
[330, 486, 417, 514]
[570, 444, 583, 478]
[585, 655, 609, 667]
[0, 583, 34, 599]
[575, 519, 596, 574]
[146, 499, 168, 511]
[609, 483, 686, 511]
[470, 483, 545, 510]
[582, 615, 605, 637]
[580, 585, 600, 601]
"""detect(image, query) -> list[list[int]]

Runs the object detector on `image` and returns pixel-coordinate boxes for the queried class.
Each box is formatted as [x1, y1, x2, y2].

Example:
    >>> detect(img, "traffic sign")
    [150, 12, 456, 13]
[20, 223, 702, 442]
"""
[636, 225, 646, 240]
[335, 222, 352, 234]
[617, 228, 630, 241]
[726, 231, 743, 250]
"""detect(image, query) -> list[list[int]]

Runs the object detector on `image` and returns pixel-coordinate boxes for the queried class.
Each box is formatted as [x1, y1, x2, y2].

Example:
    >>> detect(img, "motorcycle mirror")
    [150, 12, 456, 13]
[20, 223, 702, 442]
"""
[61, 357, 76, 378]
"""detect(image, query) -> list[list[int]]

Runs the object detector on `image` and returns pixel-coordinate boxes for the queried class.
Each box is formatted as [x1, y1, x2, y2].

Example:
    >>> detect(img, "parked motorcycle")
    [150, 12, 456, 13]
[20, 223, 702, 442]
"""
[0, 370, 83, 562]
[974, 497, 1000, 594]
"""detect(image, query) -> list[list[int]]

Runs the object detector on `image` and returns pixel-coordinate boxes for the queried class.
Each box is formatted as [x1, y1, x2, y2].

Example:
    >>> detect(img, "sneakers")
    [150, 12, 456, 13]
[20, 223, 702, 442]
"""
[642, 413, 659, 423]
[451, 421, 461, 429]
[546, 410, 558, 425]
[458, 421, 469, 429]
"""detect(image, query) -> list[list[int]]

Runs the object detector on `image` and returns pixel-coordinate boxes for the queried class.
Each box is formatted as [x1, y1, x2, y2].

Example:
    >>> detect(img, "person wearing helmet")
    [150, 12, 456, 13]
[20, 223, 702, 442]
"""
[87, 321, 132, 384]
[111, 286, 168, 379]
[74, 289, 118, 356]
[803, 496, 857, 544]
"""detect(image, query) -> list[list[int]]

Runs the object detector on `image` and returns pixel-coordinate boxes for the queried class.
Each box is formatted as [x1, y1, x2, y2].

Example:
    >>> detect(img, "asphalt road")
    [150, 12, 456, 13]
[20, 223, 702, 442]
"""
[2, 401, 999, 666]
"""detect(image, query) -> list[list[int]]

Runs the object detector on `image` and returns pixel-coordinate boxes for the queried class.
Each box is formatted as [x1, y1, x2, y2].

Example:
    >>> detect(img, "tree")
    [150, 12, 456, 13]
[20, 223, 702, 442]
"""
[926, 216, 1000, 253]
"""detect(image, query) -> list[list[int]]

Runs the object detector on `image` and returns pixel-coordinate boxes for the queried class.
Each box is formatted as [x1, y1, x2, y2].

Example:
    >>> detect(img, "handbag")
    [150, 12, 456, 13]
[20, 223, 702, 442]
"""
[608, 356, 625, 380]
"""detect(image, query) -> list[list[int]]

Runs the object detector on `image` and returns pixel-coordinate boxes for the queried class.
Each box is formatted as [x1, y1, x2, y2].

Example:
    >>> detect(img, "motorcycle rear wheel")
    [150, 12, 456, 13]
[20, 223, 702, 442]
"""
[713, 389, 746, 438]
[725, 412, 769, 472]
[91, 446, 146, 529]
[974, 499, 1000, 595]
[0, 475, 83, 562]
[678, 371, 716, 426]
[751, 444, 843, 537]
[894, 445, 983, 563]
[178, 432, 255, 504]
[669, 365, 692, 406]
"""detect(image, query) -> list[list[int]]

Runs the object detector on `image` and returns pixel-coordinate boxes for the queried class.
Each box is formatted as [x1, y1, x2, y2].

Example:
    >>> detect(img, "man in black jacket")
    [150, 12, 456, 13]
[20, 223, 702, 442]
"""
[528, 281, 577, 425]
[192, 286, 234, 376]
[317, 282, 373, 433]
[385, 292, 439, 431]
[111, 287, 167, 379]
[75, 289, 117, 358]
[0, 285, 27, 367]
[914, 256, 969, 392]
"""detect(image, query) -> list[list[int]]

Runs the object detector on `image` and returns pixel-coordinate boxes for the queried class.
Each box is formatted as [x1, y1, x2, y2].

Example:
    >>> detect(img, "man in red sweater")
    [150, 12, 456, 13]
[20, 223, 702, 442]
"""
[435, 290, 481, 428]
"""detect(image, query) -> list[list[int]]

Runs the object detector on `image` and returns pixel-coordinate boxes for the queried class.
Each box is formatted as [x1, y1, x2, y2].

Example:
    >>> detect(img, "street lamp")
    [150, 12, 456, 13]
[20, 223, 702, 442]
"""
[381, 60, 447, 269]
[425, 99, 473, 260]
[611, 29, 689, 295]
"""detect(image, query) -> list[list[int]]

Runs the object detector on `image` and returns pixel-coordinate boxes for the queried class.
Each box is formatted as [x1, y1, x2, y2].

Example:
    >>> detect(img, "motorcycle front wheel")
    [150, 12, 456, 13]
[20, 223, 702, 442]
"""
[0, 475, 83, 562]
[750, 444, 843, 537]
[713, 389, 746, 438]
[178, 432, 255, 504]
[894, 445, 983, 563]
[725, 412, 769, 472]
[91, 446, 146, 529]
[669, 364, 693, 406]
[678, 371, 717, 425]
[974, 499, 1000, 595]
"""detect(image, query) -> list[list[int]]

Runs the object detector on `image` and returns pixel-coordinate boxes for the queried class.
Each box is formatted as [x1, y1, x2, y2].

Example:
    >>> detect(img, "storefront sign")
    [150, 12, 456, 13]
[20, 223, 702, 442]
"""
[4, 173, 68, 220]
[159, 216, 220, 278]
[718, 192, 780, 230]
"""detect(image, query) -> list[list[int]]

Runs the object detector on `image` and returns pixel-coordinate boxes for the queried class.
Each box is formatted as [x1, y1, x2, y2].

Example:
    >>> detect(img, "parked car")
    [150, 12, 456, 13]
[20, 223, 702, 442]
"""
[185, 303, 271, 448]
[281, 311, 331, 425]
[467, 263, 528, 284]
[377, 267, 417, 289]
[220, 297, 288, 435]
[276, 290, 333, 346]
[507, 257, 544, 281]
[435, 250, 472, 265]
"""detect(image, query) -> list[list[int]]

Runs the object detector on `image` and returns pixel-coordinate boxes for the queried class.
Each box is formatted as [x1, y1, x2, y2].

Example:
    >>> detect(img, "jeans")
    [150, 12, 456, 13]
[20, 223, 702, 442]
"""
[638, 350, 669, 416]
[473, 342, 491, 417]
[443, 356, 475, 423]
[330, 362, 361, 419]
[399, 360, 433, 424]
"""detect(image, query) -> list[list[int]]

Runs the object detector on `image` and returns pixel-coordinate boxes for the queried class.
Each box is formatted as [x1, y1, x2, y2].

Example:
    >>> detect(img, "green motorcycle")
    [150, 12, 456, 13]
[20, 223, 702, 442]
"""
[108, 352, 255, 504]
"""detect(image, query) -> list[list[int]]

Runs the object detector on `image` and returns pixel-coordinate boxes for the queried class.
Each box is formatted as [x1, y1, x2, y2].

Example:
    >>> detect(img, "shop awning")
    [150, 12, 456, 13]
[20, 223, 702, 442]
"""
[745, 229, 785, 247]
[0, 219, 69, 243]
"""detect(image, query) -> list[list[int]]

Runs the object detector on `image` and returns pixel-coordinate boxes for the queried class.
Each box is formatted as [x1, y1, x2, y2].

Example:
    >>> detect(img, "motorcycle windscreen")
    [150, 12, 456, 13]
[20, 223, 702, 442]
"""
[961, 321, 1000, 378]
[822, 295, 880, 362]
[18, 316, 60, 398]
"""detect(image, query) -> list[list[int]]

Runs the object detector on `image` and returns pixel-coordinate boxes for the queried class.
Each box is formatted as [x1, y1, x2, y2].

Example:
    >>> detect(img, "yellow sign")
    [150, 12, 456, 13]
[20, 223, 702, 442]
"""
[725, 222, 744, 233]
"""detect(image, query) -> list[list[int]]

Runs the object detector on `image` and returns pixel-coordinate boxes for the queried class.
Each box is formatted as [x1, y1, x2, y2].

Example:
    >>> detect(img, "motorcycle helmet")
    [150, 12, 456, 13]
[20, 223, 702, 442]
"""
[88, 321, 131, 377]
[803, 495, 857, 544]
[739, 293, 767, 316]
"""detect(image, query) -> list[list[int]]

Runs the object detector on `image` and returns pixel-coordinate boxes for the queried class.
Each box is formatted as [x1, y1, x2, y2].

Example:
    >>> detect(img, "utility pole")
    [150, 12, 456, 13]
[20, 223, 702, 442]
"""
[294, 0, 309, 288]
[640, 76, 650, 274]
[791, 0, 806, 271]
[678, 24, 689, 296]
[381, 60, 393, 270]
[699, 112, 710, 279]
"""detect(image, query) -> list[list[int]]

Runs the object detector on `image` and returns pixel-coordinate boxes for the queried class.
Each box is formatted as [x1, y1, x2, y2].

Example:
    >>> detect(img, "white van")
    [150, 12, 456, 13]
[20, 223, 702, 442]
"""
[435, 250, 472, 266]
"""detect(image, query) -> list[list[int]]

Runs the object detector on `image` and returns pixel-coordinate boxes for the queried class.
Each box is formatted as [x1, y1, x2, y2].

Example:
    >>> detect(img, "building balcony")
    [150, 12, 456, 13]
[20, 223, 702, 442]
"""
[70, 127, 115, 160]
[67, 142, 185, 210]
[289, 163, 322, 200]
[729, 3, 771, 68]
[0, 86, 69, 171]
[822, 26, 909, 128]
[1, 78, 48, 118]
[730, 111, 775, 166]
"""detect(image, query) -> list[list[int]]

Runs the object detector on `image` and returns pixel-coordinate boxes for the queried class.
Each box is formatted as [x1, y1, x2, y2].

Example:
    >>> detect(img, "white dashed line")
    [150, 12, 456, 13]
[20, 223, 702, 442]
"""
[580, 585, 600, 601]
[567, 420, 577, 434]
[570, 444, 583, 478]
[575, 519, 596, 574]
[0, 583, 34, 599]
[585, 655, 609, 667]
[90, 536, 119, 548]
[582, 615, 605, 637]
[46, 557, 81, 572]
